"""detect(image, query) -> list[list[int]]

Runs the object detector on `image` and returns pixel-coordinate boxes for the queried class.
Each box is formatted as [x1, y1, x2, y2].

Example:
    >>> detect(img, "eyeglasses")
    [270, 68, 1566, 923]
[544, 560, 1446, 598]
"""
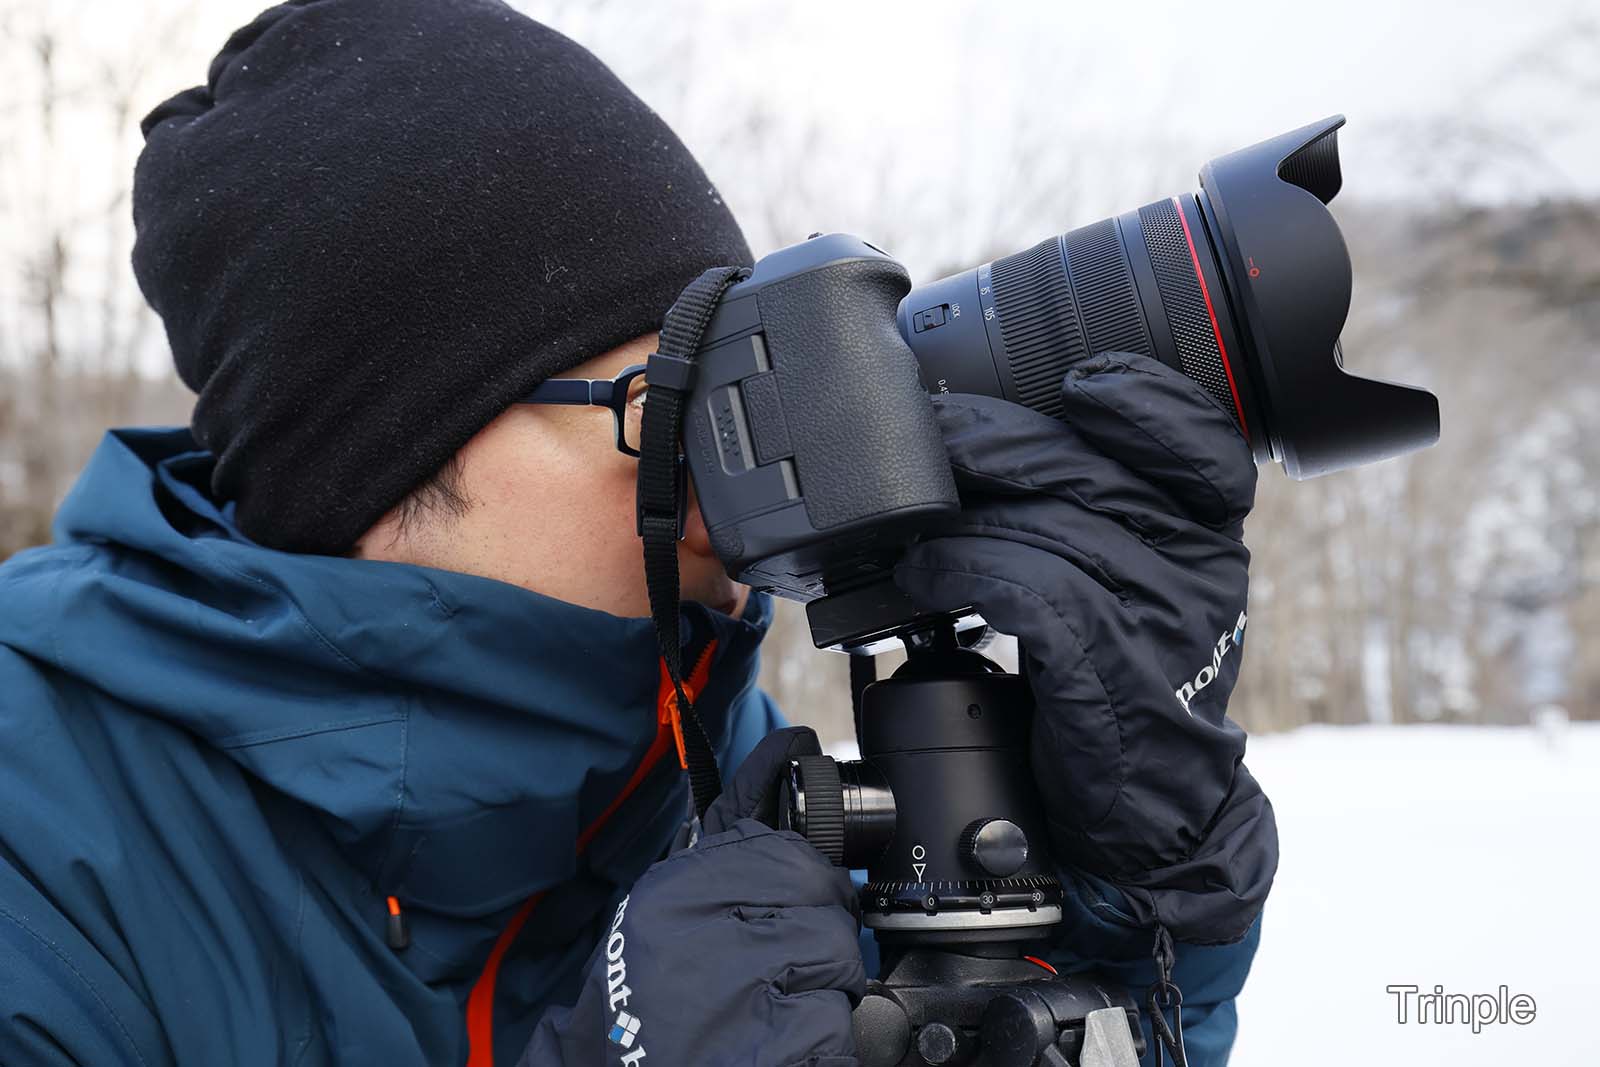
[518, 360, 687, 538]
[517, 362, 648, 456]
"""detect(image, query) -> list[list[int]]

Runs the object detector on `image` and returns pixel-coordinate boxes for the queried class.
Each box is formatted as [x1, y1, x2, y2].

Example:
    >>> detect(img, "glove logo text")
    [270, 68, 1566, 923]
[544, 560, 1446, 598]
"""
[609, 1010, 641, 1049]
[604, 895, 647, 1064]
[1175, 611, 1248, 715]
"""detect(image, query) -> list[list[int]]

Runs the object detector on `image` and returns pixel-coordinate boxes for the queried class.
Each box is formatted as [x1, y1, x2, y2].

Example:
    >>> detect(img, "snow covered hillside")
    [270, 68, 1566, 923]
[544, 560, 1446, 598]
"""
[1232, 723, 1600, 1066]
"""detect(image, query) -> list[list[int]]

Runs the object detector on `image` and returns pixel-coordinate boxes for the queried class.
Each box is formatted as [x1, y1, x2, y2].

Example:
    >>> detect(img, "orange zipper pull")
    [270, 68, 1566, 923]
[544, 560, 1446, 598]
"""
[657, 658, 694, 771]
[657, 643, 718, 773]
[385, 895, 409, 951]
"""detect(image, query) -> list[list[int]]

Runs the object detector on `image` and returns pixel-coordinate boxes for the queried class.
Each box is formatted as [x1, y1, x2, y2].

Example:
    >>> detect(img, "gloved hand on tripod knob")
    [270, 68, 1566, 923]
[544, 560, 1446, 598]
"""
[894, 351, 1278, 946]
[519, 726, 866, 1066]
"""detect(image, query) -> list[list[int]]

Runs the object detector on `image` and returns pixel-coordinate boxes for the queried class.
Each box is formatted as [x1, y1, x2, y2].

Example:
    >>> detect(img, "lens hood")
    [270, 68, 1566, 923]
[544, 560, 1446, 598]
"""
[1198, 115, 1439, 476]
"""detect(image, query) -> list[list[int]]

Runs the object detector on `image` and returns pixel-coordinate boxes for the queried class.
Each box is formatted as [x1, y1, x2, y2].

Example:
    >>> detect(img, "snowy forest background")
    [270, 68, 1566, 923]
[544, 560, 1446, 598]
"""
[3, 0, 1594, 745]
[3, 1, 1597, 1064]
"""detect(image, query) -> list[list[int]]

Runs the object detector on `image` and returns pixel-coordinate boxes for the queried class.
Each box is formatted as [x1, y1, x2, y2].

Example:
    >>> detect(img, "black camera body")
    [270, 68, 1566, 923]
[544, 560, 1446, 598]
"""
[674, 117, 1439, 653]
[677, 235, 958, 604]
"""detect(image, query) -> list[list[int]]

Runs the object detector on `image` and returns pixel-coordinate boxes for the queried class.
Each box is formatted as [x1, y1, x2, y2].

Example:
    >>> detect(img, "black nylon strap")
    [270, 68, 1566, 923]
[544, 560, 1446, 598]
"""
[638, 265, 750, 818]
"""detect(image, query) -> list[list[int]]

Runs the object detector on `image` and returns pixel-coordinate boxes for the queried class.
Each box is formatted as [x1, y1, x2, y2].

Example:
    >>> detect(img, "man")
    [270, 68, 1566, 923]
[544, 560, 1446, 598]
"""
[0, 1, 1275, 1065]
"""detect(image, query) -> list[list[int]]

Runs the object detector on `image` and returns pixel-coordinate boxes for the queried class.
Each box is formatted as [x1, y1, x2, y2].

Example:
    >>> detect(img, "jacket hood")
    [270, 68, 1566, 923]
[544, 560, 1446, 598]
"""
[0, 428, 772, 917]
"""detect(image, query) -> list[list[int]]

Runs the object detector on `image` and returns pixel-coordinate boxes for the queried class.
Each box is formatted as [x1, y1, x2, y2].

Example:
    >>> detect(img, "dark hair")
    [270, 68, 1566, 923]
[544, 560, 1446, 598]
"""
[392, 453, 473, 536]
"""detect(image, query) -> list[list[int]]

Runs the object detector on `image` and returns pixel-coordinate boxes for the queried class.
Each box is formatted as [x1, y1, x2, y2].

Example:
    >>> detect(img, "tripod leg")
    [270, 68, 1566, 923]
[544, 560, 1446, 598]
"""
[1080, 1007, 1142, 1067]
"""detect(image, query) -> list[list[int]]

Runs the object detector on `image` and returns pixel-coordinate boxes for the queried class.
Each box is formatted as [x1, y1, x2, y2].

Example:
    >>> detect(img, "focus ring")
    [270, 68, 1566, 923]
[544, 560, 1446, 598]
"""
[792, 755, 846, 866]
[1138, 198, 1237, 418]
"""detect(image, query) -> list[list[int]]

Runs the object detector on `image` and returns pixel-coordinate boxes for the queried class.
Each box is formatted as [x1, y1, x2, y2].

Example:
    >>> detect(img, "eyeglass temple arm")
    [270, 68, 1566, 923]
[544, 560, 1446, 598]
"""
[519, 379, 614, 406]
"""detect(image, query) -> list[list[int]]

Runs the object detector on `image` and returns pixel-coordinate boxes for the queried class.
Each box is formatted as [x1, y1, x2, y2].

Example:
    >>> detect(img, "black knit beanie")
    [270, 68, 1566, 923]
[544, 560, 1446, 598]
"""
[132, 0, 751, 554]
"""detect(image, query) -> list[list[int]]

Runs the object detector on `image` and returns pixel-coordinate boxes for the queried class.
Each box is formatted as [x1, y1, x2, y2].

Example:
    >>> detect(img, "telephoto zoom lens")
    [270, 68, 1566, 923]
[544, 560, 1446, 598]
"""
[897, 116, 1439, 478]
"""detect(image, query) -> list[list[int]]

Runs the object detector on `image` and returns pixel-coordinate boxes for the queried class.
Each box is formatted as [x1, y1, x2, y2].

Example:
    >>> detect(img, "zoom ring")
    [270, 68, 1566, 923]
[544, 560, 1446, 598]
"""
[1064, 219, 1152, 359]
[989, 236, 1085, 419]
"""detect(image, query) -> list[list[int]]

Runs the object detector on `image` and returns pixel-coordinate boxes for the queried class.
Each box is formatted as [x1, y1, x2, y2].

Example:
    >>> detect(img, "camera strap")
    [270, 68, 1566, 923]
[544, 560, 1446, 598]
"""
[638, 264, 751, 820]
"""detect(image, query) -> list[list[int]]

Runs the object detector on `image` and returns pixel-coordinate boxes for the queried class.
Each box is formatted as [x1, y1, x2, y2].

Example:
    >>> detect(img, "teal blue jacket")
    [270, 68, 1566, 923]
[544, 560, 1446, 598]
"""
[0, 429, 1257, 1066]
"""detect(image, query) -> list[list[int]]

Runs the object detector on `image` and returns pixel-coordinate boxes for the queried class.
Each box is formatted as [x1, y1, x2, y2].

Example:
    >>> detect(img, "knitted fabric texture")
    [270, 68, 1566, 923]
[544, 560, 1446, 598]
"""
[132, 0, 751, 553]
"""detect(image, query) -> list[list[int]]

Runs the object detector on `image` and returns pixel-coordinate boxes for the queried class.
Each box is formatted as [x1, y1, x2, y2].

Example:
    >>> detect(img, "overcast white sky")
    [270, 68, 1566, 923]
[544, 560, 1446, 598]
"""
[54, 0, 1599, 213]
[3, 0, 1594, 365]
[537, 0, 1597, 206]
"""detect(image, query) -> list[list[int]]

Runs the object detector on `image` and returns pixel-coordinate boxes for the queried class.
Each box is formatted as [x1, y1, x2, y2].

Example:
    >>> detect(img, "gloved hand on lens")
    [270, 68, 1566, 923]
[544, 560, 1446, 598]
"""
[893, 351, 1277, 945]
[519, 726, 865, 1066]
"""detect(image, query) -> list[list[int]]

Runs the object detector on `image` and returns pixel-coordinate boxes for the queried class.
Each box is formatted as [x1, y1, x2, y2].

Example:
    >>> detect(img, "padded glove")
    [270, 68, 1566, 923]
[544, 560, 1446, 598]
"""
[519, 727, 865, 1065]
[894, 352, 1277, 944]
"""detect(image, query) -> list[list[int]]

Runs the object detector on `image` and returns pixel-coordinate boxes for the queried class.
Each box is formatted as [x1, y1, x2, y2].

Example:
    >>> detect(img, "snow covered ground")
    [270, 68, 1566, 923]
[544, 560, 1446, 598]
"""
[1231, 723, 1600, 1066]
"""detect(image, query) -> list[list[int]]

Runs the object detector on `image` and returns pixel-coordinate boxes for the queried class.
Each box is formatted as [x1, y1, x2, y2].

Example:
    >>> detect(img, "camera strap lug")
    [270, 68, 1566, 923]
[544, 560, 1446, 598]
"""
[644, 350, 698, 393]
